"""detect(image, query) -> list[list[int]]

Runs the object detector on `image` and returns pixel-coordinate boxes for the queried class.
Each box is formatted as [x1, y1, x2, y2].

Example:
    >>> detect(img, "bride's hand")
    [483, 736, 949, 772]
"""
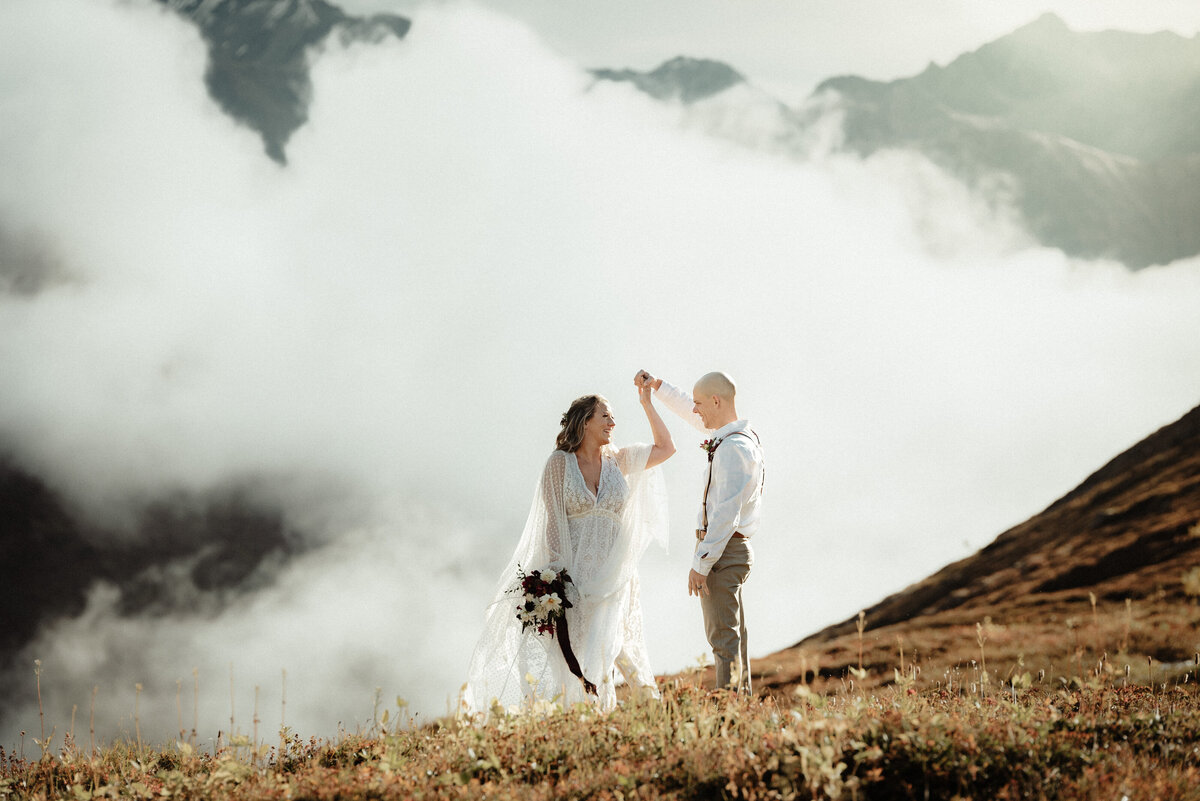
[638, 371, 675, 467]
[638, 380, 654, 404]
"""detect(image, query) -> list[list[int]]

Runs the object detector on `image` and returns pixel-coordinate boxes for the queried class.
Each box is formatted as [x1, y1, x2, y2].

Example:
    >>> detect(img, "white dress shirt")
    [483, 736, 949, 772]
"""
[655, 380, 764, 575]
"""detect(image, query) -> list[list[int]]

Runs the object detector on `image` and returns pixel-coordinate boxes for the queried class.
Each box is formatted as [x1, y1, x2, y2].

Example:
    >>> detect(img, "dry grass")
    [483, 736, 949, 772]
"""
[759, 588, 1200, 703]
[4, 670, 1200, 800]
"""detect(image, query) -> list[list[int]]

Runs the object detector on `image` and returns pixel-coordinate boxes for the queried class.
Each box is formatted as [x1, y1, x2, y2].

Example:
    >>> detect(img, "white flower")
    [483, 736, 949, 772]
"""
[524, 592, 538, 604]
[540, 593, 562, 613]
[539, 569, 557, 583]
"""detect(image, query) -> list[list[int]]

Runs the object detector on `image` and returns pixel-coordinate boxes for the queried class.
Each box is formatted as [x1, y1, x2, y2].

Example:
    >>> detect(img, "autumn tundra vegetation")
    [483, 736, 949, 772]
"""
[2, 639, 1200, 800]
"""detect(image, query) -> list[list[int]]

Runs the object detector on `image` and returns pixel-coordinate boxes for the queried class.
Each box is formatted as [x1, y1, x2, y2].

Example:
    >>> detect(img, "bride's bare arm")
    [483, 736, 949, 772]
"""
[638, 380, 676, 469]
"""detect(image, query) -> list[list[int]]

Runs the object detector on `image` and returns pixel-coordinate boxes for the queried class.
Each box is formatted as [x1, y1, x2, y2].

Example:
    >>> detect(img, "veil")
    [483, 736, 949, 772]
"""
[461, 443, 668, 716]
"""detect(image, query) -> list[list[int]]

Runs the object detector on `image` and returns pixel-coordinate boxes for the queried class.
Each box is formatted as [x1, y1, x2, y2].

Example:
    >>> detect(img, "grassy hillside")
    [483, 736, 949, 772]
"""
[753, 402, 1200, 700]
[5, 676, 1200, 799]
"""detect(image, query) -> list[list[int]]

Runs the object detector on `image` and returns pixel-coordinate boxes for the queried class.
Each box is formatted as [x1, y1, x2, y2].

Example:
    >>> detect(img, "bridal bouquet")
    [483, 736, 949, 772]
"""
[509, 565, 596, 695]
[511, 565, 574, 636]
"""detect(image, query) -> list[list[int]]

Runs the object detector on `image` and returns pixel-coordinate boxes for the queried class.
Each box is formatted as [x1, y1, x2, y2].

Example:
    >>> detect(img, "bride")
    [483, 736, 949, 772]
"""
[463, 377, 675, 715]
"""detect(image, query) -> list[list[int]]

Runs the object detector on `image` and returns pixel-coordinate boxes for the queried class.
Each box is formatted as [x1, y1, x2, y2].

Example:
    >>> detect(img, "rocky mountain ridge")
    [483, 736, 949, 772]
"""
[815, 13, 1200, 268]
[595, 15, 1200, 269]
[159, 0, 410, 162]
[591, 56, 746, 104]
[159, 4, 1200, 267]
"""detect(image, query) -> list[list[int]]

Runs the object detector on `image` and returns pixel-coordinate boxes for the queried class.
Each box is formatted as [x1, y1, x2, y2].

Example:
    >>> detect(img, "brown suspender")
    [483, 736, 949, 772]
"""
[699, 429, 763, 535]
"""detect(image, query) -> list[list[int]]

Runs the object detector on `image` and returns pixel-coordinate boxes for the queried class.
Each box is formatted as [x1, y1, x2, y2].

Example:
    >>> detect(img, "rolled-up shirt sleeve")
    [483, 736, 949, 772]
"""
[693, 441, 757, 575]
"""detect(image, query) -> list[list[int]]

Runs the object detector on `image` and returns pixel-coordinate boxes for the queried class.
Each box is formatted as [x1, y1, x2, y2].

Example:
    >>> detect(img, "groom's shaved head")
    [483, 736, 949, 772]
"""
[695, 372, 736, 401]
[691, 372, 739, 429]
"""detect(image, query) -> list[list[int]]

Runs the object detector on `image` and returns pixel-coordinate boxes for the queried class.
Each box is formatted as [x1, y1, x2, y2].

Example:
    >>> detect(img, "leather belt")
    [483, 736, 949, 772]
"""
[696, 530, 746, 540]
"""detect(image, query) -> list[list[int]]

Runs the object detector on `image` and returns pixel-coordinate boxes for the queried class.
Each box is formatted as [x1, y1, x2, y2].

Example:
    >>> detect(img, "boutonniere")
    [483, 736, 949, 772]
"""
[701, 438, 720, 455]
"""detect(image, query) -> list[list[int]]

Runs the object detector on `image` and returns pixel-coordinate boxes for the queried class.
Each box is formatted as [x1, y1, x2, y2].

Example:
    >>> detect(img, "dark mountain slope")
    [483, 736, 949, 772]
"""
[751, 400, 1200, 694]
[0, 459, 301, 675]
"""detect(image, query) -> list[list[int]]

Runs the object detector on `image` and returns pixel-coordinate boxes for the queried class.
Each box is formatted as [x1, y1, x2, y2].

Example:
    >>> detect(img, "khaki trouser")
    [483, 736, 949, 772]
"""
[699, 538, 753, 692]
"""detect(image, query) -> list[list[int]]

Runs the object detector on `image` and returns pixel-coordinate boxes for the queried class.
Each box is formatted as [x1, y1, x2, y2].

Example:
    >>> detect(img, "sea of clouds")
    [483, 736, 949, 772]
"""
[2, 0, 1199, 746]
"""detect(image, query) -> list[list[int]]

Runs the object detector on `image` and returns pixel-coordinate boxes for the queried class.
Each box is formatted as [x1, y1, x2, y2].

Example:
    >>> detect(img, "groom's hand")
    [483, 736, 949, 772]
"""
[688, 569, 709, 597]
[635, 369, 662, 391]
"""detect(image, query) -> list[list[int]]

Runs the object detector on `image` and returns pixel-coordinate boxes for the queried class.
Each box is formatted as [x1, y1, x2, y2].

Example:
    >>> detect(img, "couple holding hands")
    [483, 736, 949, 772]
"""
[464, 369, 765, 715]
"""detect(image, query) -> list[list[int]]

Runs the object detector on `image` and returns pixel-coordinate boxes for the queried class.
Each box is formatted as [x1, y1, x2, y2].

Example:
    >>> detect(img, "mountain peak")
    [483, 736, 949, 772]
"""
[1019, 11, 1070, 34]
[159, 0, 410, 163]
[592, 56, 745, 104]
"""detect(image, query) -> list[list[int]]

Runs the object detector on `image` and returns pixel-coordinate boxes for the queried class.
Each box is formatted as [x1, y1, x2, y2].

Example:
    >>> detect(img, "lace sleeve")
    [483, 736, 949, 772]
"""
[477, 451, 573, 604]
[615, 443, 652, 477]
[540, 451, 569, 568]
[463, 450, 575, 717]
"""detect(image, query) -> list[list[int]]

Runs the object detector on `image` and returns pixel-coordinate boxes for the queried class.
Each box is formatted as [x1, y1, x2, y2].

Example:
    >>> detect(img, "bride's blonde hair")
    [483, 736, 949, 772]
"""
[556, 395, 608, 453]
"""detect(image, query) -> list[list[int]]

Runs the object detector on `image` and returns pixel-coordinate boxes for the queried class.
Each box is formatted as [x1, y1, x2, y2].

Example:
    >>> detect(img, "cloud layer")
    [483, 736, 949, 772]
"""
[2, 0, 1198, 745]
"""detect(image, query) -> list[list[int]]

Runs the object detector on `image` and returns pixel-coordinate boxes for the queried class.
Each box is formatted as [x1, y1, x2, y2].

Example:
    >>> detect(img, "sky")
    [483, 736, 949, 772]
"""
[1, 0, 1199, 746]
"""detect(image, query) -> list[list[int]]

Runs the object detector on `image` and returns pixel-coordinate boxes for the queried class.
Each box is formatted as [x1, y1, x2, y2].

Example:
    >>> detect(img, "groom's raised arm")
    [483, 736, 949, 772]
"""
[637, 370, 710, 433]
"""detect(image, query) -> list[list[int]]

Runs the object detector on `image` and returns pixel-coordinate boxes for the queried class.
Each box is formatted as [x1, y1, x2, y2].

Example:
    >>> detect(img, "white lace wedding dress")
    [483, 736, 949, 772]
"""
[463, 443, 668, 715]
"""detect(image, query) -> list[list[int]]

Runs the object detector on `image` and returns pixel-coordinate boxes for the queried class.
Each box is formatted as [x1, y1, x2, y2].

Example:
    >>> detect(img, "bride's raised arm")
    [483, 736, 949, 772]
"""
[636, 369, 709, 433]
[637, 378, 675, 470]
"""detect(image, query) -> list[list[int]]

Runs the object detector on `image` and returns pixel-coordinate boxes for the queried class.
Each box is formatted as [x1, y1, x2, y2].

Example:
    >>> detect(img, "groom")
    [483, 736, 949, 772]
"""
[636, 369, 764, 693]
